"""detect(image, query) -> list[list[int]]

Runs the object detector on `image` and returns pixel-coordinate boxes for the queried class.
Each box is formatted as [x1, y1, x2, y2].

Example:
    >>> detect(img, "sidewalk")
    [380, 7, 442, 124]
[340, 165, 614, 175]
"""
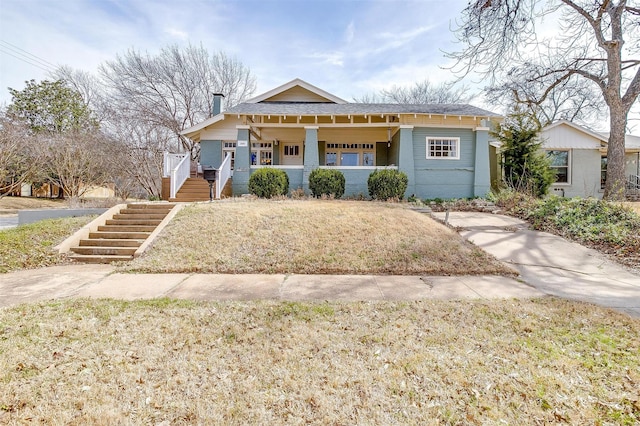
[432, 211, 640, 318]
[0, 264, 543, 308]
[1, 212, 639, 318]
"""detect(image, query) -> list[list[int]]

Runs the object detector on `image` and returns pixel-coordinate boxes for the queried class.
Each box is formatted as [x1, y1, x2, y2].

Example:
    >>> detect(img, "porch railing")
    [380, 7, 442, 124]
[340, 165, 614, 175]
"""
[627, 174, 640, 195]
[163, 152, 188, 178]
[170, 154, 190, 199]
[216, 153, 232, 199]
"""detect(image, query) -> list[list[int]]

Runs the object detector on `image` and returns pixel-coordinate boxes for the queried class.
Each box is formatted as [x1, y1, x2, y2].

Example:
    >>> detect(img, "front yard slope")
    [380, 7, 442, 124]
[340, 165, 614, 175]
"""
[123, 200, 513, 275]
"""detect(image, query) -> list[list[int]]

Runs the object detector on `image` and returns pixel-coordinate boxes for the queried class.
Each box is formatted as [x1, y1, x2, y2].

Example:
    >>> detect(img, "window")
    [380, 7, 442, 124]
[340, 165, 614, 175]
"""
[601, 156, 607, 189]
[324, 143, 375, 166]
[284, 145, 299, 157]
[251, 142, 272, 165]
[427, 137, 460, 159]
[547, 150, 570, 184]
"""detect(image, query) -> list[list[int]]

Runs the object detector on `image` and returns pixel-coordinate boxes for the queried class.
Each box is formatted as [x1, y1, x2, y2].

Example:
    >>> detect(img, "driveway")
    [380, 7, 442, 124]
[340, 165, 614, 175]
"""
[432, 211, 640, 318]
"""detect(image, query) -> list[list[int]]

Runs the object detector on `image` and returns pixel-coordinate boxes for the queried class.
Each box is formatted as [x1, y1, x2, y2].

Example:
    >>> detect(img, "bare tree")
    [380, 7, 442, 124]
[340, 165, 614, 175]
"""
[486, 73, 608, 127]
[99, 45, 256, 159]
[42, 131, 111, 206]
[0, 116, 40, 197]
[354, 80, 471, 104]
[447, 0, 640, 200]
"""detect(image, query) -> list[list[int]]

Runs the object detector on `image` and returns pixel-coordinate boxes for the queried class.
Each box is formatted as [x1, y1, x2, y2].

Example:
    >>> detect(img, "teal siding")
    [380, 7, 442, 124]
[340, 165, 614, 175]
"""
[412, 128, 476, 199]
[340, 168, 372, 197]
[200, 140, 222, 169]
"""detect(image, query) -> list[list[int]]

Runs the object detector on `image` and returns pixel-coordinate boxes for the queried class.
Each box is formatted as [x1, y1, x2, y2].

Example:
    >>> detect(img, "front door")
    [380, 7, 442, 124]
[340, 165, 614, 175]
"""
[281, 143, 303, 165]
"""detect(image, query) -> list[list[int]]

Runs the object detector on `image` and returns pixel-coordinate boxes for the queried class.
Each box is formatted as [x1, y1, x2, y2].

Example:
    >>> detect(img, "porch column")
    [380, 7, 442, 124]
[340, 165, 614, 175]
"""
[474, 125, 491, 197]
[303, 126, 319, 193]
[398, 125, 415, 198]
[233, 125, 251, 194]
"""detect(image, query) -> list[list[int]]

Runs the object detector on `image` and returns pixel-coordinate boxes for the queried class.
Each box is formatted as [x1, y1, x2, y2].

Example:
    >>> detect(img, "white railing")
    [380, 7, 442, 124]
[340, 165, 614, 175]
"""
[163, 152, 188, 177]
[216, 153, 232, 199]
[170, 154, 190, 199]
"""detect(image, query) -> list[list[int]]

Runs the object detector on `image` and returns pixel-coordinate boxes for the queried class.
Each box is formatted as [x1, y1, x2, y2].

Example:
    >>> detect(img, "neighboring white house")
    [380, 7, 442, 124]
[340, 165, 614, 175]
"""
[540, 120, 640, 199]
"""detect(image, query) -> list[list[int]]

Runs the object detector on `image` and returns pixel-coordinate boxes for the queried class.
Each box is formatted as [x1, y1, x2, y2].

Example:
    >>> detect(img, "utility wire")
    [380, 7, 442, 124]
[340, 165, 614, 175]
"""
[0, 48, 53, 73]
[0, 40, 57, 72]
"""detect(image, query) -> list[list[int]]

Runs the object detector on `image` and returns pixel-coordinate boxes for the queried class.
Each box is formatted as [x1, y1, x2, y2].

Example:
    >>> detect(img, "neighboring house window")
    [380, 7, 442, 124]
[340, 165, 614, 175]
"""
[601, 156, 607, 189]
[426, 137, 460, 159]
[325, 143, 375, 166]
[547, 150, 570, 184]
[251, 142, 272, 165]
[223, 141, 236, 170]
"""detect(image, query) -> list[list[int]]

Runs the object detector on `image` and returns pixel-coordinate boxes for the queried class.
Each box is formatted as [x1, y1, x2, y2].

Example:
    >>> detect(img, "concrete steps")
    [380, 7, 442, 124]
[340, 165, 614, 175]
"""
[68, 203, 175, 264]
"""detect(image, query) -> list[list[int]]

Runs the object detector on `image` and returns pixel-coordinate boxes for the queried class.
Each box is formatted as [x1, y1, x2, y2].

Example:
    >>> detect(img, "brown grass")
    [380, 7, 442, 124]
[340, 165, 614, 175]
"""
[124, 199, 513, 276]
[1, 298, 638, 425]
[623, 201, 640, 216]
[0, 196, 66, 214]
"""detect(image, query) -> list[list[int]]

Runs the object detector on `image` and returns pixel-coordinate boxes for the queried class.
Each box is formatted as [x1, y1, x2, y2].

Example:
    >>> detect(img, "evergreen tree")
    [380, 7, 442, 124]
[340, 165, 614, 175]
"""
[492, 112, 555, 197]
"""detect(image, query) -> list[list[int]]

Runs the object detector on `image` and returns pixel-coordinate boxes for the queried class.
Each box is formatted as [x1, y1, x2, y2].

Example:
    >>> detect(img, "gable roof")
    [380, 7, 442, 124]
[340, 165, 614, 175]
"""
[542, 120, 608, 143]
[246, 78, 348, 104]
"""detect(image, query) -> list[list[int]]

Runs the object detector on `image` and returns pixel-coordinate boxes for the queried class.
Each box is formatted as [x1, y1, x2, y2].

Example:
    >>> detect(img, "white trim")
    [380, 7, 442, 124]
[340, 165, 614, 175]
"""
[544, 120, 608, 143]
[546, 149, 571, 185]
[251, 165, 304, 169]
[426, 137, 461, 160]
[304, 126, 319, 130]
[399, 125, 414, 129]
[245, 78, 347, 104]
[475, 127, 490, 131]
[319, 166, 397, 170]
[236, 125, 251, 130]
[180, 114, 225, 137]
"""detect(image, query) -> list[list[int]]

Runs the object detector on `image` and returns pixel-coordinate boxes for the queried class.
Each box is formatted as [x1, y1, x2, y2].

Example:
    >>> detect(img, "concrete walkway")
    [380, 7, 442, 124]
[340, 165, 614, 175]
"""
[1, 211, 638, 318]
[0, 264, 543, 308]
[433, 211, 640, 318]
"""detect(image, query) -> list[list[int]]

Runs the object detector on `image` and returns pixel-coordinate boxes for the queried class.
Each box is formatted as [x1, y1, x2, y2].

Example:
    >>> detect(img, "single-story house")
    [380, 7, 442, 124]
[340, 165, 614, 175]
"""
[539, 120, 640, 198]
[168, 78, 501, 201]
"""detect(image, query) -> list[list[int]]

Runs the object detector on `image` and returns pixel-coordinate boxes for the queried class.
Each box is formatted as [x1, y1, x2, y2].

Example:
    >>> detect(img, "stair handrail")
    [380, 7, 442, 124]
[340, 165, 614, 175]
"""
[170, 154, 191, 199]
[163, 152, 188, 177]
[216, 152, 232, 199]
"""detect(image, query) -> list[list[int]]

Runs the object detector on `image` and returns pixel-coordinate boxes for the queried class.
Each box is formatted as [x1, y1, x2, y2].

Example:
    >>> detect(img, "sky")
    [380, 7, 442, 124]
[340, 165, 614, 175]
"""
[0, 0, 472, 106]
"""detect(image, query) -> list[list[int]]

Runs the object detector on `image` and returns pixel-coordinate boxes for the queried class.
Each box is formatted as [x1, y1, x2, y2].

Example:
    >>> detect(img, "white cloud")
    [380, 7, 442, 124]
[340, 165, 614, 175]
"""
[344, 21, 355, 44]
[165, 28, 189, 41]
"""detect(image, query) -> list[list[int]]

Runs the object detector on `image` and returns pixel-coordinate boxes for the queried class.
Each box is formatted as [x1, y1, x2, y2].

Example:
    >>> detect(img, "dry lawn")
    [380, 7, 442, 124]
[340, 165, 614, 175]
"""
[623, 201, 640, 216]
[0, 298, 638, 425]
[0, 196, 66, 214]
[123, 199, 513, 276]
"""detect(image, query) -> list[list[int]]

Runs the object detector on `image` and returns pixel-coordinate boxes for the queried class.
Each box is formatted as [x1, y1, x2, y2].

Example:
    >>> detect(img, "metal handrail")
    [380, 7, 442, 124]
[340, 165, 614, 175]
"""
[216, 153, 232, 199]
[170, 154, 190, 199]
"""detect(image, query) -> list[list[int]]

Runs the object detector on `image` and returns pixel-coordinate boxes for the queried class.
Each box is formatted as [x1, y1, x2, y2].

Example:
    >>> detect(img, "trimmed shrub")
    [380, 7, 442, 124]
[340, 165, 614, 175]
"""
[367, 169, 408, 200]
[248, 168, 289, 198]
[308, 168, 345, 198]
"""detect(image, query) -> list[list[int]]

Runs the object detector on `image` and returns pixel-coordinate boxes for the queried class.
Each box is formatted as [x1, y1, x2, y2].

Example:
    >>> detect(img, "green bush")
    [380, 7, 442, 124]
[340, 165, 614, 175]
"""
[248, 168, 289, 198]
[367, 169, 408, 200]
[308, 168, 345, 198]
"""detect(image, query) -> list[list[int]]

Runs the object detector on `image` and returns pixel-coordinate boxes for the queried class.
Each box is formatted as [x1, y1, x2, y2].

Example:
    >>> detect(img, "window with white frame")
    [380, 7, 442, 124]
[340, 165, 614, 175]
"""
[546, 150, 570, 184]
[426, 137, 460, 159]
[600, 156, 607, 189]
[324, 143, 375, 166]
[251, 142, 272, 165]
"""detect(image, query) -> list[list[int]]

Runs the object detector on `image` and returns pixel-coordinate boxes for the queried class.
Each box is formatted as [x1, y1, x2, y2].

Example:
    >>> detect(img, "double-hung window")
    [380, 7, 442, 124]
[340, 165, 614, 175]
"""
[426, 137, 460, 159]
[546, 150, 570, 184]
